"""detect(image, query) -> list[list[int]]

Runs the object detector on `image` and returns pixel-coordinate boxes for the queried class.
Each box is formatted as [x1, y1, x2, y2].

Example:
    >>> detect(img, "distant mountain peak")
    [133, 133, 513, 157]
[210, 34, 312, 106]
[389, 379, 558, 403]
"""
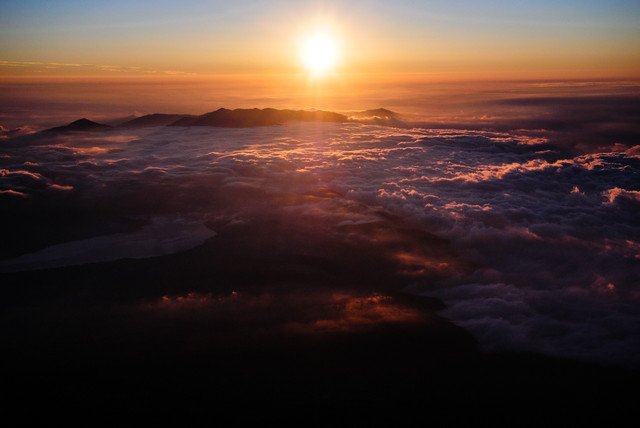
[168, 108, 349, 128]
[70, 118, 96, 126]
[43, 108, 404, 132]
[347, 108, 403, 125]
[365, 108, 397, 115]
[349, 108, 399, 119]
[44, 118, 112, 133]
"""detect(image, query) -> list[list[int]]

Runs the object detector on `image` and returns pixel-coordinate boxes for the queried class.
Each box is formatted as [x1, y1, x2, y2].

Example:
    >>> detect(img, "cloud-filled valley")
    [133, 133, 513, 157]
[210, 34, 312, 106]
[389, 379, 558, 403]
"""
[2, 117, 639, 367]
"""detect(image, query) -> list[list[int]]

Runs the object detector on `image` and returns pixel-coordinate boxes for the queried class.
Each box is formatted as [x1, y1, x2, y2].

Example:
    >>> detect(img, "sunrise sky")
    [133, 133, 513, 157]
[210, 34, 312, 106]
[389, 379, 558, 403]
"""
[2, 0, 640, 79]
[3, 1, 640, 421]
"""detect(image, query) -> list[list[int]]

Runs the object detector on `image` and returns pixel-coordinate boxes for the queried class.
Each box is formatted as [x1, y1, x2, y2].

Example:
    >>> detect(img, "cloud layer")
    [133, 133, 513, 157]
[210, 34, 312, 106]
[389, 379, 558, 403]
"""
[1, 121, 639, 366]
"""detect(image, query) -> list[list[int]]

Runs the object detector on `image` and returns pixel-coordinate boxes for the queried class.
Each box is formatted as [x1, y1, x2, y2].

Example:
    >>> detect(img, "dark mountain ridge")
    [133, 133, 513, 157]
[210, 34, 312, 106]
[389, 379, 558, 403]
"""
[348, 108, 404, 125]
[43, 118, 112, 133]
[349, 108, 398, 119]
[37, 108, 402, 134]
[169, 108, 349, 127]
[119, 113, 195, 128]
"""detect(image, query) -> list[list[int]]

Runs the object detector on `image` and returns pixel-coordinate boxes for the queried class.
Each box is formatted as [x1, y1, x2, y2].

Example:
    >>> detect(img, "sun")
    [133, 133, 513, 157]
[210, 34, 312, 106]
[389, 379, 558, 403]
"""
[300, 31, 340, 77]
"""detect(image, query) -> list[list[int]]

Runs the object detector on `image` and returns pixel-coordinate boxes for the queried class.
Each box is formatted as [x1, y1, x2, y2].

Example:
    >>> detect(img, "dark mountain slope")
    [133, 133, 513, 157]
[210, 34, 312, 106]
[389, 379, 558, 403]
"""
[43, 118, 112, 133]
[119, 114, 195, 128]
[169, 108, 348, 127]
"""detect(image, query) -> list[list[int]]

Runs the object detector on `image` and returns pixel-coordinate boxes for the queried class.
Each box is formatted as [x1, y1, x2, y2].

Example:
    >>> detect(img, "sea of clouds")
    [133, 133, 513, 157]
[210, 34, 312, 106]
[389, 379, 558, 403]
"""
[1, 122, 639, 366]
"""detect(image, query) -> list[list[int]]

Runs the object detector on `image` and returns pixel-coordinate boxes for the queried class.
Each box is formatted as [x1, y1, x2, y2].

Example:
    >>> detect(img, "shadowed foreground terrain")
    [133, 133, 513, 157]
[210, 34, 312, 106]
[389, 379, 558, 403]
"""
[3, 217, 637, 424]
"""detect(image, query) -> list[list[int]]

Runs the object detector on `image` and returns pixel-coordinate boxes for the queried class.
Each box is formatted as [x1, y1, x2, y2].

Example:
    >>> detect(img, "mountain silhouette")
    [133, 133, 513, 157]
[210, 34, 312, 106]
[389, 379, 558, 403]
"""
[350, 108, 398, 119]
[44, 118, 112, 133]
[348, 108, 404, 125]
[119, 114, 195, 128]
[168, 108, 348, 127]
[41, 108, 403, 133]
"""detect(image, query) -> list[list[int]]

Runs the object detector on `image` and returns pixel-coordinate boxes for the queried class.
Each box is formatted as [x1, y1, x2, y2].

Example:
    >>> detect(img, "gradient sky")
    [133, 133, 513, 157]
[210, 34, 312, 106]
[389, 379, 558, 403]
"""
[1, 0, 639, 78]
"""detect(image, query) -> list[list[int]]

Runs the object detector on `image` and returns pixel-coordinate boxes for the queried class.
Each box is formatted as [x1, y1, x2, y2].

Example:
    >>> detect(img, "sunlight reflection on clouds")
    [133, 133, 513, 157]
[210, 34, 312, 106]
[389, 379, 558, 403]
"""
[1, 123, 639, 365]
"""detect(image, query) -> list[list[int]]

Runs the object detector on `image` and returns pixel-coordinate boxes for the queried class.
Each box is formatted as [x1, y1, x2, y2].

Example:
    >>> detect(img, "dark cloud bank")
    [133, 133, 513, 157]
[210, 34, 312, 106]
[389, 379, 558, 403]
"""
[1, 96, 640, 423]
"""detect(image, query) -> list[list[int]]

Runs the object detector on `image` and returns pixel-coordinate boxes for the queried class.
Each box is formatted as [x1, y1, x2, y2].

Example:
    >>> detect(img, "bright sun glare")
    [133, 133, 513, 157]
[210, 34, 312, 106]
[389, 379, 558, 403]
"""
[300, 32, 339, 77]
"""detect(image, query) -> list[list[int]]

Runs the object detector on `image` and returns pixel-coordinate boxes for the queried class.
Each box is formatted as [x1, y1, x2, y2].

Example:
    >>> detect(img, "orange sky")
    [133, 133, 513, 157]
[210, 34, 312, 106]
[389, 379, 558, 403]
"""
[1, 1, 639, 81]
